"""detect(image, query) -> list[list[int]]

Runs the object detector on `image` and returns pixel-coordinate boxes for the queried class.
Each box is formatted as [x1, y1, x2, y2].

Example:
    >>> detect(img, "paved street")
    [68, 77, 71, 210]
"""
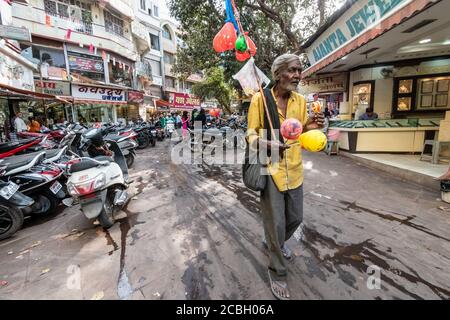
[0, 140, 449, 300]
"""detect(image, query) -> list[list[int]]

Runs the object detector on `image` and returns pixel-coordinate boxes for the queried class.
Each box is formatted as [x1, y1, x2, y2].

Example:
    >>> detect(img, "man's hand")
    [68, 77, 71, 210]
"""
[258, 139, 291, 152]
[305, 113, 325, 131]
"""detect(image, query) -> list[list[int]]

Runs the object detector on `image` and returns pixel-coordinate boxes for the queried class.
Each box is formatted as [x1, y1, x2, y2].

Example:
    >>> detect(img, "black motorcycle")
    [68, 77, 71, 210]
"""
[0, 180, 34, 240]
[0, 151, 66, 217]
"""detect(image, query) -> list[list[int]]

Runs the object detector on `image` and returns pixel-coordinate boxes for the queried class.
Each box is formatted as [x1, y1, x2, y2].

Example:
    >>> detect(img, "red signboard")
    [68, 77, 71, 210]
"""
[128, 91, 144, 104]
[168, 93, 201, 108]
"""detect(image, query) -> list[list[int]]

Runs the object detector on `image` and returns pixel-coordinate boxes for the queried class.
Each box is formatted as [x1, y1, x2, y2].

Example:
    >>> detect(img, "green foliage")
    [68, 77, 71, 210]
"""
[192, 67, 233, 114]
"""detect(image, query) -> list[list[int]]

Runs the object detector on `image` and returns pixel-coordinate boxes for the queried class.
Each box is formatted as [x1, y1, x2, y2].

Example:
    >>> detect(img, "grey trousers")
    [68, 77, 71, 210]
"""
[261, 176, 303, 280]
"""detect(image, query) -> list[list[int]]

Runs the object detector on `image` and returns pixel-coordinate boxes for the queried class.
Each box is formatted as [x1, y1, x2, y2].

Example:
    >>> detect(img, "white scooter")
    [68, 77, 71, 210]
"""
[166, 119, 175, 138]
[65, 128, 129, 228]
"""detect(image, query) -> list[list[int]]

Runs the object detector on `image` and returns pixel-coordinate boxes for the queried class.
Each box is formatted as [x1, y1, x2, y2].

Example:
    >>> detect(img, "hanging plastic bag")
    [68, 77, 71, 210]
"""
[232, 58, 270, 97]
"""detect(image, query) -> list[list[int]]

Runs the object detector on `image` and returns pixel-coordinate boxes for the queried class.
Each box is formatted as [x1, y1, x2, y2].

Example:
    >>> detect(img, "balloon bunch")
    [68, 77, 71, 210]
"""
[213, 0, 257, 62]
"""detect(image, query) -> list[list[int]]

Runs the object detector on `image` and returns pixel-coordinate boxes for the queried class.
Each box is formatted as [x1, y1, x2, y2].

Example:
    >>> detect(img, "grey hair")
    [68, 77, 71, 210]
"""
[271, 54, 302, 83]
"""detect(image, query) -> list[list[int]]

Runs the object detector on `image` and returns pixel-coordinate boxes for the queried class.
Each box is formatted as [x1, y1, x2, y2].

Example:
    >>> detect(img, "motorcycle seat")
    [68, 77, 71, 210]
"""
[70, 156, 113, 173]
[105, 134, 123, 142]
[0, 138, 37, 153]
[0, 152, 44, 172]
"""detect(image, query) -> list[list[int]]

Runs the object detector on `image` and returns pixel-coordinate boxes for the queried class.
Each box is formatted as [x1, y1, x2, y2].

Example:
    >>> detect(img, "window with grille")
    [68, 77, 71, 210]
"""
[140, 0, 146, 11]
[162, 26, 172, 40]
[165, 77, 175, 88]
[164, 52, 174, 65]
[150, 34, 160, 51]
[43, 0, 92, 34]
[104, 10, 124, 37]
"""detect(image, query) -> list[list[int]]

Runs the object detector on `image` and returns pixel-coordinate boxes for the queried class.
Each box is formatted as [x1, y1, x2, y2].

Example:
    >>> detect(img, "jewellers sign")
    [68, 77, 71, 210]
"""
[306, 0, 411, 65]
[35, 80, 70, 96]
[72, 84, 125, 102]
[298, 73, 347, 94]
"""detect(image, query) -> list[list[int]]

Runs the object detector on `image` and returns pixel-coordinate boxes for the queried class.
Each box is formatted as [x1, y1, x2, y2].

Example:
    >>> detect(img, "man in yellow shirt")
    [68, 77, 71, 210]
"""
[247, 54, 324, 300]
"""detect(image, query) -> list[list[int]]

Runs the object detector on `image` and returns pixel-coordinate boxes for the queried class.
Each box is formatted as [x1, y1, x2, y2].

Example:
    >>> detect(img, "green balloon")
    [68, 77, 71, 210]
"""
[235, 35, 248, 52]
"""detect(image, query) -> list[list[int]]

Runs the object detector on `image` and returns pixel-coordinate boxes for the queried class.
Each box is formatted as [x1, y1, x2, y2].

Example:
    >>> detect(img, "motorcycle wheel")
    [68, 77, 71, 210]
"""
[137, 133, 150, 149]
[98, 193, 115, 229]
[0, 204, 24, 241]
[126, 154, 135, 168]
[32, 193, 58, 217]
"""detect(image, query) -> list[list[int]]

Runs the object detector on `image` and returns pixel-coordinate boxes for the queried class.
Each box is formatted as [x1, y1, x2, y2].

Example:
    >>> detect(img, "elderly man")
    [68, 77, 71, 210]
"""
[246, 54, 324, 300]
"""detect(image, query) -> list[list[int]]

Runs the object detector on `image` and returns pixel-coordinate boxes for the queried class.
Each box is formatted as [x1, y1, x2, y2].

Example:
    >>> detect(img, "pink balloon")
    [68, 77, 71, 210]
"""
[280, 118, 303, 140]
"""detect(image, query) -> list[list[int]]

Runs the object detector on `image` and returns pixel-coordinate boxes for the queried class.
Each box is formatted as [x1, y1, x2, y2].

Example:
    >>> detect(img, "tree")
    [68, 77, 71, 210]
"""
[168, 0, 342, 86]
[192, 67, 233, 114]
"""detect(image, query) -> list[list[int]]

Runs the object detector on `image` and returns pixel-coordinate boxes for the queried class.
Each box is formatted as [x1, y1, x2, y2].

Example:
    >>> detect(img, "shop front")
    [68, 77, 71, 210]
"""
[34, 79, 72, 124]
[71, 83, 126, 124]
[301, 0, 449, 153]
[298, 73, 347, 116]
[168, 92, 201, 113]
[0, 36, 40, 140]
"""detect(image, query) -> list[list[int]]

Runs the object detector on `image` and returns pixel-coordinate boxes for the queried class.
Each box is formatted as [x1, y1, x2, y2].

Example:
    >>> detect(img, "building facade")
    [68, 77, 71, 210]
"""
[1, 0, 142, 125]
[301, 0, 450, 153]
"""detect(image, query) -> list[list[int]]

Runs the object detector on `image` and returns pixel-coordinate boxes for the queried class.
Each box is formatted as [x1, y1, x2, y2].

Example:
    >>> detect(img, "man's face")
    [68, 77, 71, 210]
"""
[278, 60, 302, 92]
[18, 113, 22, 118]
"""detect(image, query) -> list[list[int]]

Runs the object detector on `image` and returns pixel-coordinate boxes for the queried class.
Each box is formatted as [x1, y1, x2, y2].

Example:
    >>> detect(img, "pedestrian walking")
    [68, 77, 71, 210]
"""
[182, 111, 189, 139]
[246, 54, 324, 300]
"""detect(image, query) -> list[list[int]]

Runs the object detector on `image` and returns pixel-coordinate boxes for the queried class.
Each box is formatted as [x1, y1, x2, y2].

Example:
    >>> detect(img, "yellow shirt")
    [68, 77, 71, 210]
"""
[246, 89, 308, 192]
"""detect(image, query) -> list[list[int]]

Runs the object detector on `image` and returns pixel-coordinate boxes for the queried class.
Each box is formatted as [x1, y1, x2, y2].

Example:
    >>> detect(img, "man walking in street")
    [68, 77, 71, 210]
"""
[246, 54, 324, 300]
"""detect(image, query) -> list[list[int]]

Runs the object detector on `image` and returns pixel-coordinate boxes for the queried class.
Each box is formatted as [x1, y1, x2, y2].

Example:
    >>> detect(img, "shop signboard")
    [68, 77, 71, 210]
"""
[35, 80, 71, 96]
[0, 25, 31, 42]
[68, 53, 104, 73]
[72, 84, 125, 102]
[0, 46, 35, 91]
[305, 0, 412, 65]
[298, 73, 347, 95]
[128, 91, 144, 104]
[169, 92, 201, 109]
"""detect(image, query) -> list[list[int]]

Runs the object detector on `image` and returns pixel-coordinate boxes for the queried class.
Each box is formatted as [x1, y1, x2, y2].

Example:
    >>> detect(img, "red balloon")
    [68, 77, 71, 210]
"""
[213, 22, 237, 53]
[236, 50, 251, 62]
[209, 108, 221, 118]
[244, 33, 257, 56]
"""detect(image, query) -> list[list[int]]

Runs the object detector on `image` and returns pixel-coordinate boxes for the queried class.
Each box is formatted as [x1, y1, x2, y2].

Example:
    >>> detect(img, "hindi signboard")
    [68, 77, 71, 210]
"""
[168, 92, 201, 109]
[35, 80, 71, 96]
[72, 84, 125, 102]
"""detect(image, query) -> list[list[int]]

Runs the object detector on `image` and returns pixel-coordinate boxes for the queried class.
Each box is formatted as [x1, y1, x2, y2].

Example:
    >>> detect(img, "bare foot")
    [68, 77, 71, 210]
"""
[435, 171, 450, 181]
[268, 270, 290, 300]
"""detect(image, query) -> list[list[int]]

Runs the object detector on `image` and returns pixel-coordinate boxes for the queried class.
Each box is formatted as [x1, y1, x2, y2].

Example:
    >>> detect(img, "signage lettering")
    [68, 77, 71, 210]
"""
[310, 0, 407, 64]
[72, 84, 125, 102]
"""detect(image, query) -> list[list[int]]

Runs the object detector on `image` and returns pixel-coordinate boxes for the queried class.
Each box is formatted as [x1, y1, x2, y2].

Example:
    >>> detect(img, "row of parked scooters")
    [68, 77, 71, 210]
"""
[0, 121, 160, 241]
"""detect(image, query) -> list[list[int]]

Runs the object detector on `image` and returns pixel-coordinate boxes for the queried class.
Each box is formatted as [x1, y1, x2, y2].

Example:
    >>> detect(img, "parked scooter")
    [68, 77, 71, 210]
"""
[102, 127, 138, 168]
[0, 151, 66, 216]
[166, 119, 175, 138]
[0, 180, 34, 240]
[65, 128, 130, 228]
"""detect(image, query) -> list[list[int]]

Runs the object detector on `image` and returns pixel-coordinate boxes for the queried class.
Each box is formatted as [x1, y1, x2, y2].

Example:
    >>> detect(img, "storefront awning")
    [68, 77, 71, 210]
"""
[0, 82, 69, 103]
[301, 0, 438, 78]
[155, 99, 173, 108]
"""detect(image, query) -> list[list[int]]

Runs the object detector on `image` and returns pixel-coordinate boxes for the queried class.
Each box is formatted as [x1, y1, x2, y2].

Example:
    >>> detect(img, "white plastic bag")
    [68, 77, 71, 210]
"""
[232, 58, 270, 97]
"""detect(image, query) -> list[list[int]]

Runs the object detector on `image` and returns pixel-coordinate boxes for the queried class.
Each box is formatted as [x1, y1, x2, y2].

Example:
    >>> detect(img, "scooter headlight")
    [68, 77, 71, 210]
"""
[68, 173, 106, 196]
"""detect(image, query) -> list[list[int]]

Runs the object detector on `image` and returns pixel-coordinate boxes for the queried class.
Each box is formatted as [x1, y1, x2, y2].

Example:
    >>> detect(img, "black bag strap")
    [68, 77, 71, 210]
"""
[263, 88, 284, 145]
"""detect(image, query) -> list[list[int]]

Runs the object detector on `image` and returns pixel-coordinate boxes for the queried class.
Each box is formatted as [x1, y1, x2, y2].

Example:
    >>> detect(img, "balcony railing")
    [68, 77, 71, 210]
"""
[46, 12, 93, 35]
